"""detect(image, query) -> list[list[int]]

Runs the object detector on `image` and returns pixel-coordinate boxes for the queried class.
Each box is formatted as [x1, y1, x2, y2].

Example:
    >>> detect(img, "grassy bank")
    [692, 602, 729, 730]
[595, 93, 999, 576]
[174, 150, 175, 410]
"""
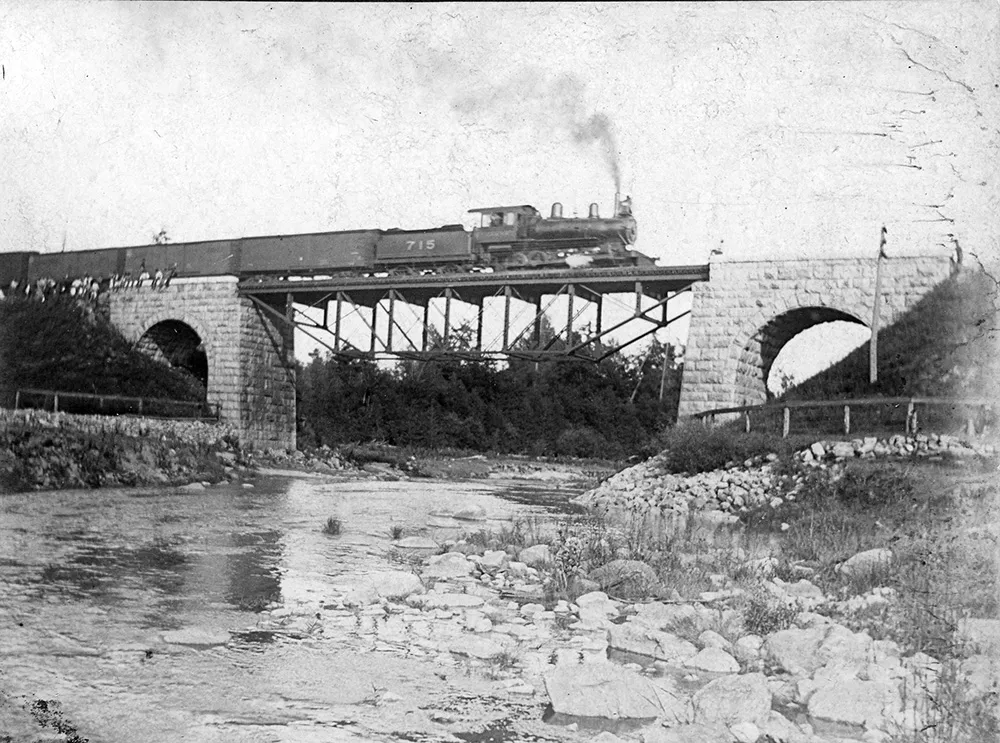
[464, 453, 998, 656]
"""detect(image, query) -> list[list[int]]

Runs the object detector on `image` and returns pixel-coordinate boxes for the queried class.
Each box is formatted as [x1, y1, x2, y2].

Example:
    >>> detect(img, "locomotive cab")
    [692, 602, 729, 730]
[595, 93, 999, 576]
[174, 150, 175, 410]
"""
[469, 205, 539, 251]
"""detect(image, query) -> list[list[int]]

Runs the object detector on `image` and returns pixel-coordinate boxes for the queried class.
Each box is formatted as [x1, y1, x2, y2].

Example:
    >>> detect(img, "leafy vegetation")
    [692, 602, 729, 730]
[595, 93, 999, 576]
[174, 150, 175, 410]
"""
[785, 268, 999, 402]
[648, 420, 799, 473]
[0, 294, 205, 406]
[296, 337, 682, 459]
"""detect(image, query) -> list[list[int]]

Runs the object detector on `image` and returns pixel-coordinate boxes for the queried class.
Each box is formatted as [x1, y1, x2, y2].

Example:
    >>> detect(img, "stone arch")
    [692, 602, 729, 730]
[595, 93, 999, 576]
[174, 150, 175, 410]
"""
[731, 304, 868, 406]
[135, 312, 215, 394]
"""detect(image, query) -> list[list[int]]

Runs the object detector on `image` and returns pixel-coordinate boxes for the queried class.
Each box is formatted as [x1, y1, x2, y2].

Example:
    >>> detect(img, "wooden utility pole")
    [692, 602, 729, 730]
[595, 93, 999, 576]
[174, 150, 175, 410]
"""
[870, 226, 887, 384]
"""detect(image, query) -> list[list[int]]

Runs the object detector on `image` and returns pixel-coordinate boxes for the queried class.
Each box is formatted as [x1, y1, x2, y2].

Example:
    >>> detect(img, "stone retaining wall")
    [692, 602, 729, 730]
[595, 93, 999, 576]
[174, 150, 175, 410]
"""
[678, 255, 954, 418]
[107, 277, 295, 450]
[0, 407, 239, 449]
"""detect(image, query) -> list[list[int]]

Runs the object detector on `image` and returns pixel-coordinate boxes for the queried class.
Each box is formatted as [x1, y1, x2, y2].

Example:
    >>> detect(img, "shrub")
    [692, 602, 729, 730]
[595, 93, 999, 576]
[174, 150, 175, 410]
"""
[554, 426, 610, 458]
[653, 421, 787, 474]
[322, 517, 342, 536]
[828, 462, 918, 508]
[743, 590, 799, 635]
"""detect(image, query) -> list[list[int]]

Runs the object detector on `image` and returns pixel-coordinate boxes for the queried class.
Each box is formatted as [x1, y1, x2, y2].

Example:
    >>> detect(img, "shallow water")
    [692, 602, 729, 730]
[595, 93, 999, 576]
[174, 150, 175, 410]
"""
[0, 476, 580, 743]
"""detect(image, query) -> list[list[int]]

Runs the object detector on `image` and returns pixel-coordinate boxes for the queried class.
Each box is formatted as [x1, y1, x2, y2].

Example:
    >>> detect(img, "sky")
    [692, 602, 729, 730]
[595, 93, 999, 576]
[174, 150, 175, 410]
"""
[2, 1, 997, 374]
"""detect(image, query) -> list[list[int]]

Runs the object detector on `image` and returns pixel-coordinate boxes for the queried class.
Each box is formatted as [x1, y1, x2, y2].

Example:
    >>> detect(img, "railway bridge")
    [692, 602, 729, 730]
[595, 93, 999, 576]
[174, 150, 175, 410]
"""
[99, 252, 953, 450]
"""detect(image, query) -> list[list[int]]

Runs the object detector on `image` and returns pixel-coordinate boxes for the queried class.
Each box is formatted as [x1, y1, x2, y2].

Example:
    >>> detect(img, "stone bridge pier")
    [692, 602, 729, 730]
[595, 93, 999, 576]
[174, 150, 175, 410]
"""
[108, 276, 296, 450]
[677, 255, 953, 418]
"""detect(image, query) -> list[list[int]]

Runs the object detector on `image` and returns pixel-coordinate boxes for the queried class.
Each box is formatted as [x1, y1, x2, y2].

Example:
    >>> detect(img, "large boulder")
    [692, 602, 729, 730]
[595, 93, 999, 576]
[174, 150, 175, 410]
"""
[333, 570, 424, 605]
[683, 647, 740, 674]
[692, 672, 772, 727]
[588, 560, 661, 599]
[395, 536, 440, 551]
[453, 505, 488, 521]
[448, 635, 512, 659]
[518, 544, 554, 568]
[762, 626, 828, 676]
[423, 593, 485, 609]
[816, 624, 873, 672]
[958, 618, 1000, 656]
[838, 548, 892, 578]
[478, 550, 509, 574]
[423, 552, 474, 580]
[807, 677, 901, 728]
[641, 724, 730, 743]
[632, 602, 698, 631]
[575, 591, 620, 627]
[608, 622, 698, 663]
[544, 663, 692, 721]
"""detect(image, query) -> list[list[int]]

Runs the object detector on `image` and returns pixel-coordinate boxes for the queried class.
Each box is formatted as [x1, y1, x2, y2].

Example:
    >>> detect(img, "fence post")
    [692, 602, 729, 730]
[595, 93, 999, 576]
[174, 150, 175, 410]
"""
[14, 390, 20, 410]
[906, 400, 915, 435]
[138, 398, 143, 416]
[744, 410, 751, 434]
[782, 407, 790, 438]
[53, 393, 59, 413]
[844, 405, 851, 436]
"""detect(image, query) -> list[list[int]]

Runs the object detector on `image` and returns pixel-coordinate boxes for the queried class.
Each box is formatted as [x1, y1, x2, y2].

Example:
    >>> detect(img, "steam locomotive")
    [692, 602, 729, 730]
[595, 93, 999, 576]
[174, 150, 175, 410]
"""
[0, 198, 651, 288]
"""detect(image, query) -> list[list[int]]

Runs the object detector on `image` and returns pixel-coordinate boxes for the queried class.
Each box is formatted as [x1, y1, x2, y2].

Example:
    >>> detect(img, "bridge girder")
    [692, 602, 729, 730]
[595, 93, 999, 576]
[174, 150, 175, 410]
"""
[240, 265, 707, 362]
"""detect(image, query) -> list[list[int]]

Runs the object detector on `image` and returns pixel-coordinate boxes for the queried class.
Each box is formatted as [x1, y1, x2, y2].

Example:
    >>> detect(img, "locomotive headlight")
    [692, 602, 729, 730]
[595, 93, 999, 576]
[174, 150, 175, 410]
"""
[565, 254, 594, 268]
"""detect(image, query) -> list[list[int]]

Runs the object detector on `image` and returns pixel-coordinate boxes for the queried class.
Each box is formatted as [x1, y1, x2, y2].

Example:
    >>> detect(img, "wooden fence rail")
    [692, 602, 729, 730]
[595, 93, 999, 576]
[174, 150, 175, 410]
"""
[13, 388, 220, 421]
[693, 396, 994, 438]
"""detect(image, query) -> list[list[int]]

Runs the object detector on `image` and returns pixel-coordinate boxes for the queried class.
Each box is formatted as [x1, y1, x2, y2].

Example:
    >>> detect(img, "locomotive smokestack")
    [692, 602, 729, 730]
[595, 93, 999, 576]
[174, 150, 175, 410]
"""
[589, 203, 600, 219]
[551, 202, 563, 219]
[614, 192, 620, 216]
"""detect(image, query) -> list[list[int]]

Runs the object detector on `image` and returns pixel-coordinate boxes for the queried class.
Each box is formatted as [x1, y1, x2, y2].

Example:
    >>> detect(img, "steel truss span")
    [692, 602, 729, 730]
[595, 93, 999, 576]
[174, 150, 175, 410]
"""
[240, 265, 709, 362]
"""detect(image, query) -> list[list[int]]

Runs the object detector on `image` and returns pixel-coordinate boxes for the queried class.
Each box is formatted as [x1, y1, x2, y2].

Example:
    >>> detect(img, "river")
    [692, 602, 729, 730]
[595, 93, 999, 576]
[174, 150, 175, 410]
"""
[0, 474, 586, 743]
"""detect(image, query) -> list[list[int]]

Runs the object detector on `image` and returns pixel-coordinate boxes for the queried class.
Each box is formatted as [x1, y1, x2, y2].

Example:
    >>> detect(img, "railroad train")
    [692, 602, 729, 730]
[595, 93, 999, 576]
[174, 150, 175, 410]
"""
[0, 199, 652, 289]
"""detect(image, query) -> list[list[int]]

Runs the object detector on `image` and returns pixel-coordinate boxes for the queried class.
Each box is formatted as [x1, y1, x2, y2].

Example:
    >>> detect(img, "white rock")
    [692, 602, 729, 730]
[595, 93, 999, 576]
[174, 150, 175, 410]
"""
[697, 630, 731, 652]
[759, 711, 806, 743]
[518, 544, 553, 568]
[807, 677, 901, 728]
[839, 548, 892, 578]
[424, 593, 484, 609]
[632, 602, 697, 630]
[480, 550, 509, 573]
[423, 552, 474, 580]
[683, 647, 740, 673]
[448, 636, 509, 659]
[729, 721, 759, 743]
[641, 723, 731, 743]
[453, 505, 488, 521]
[395, 536, 440, 551]
[692, 672, 771, 726]
[958, 617, 1000, 656]
[544, 662, 692, 721]
[762, 626, 828, 676]
[608, 623, 698, 663]
[732, 635, 763, 665]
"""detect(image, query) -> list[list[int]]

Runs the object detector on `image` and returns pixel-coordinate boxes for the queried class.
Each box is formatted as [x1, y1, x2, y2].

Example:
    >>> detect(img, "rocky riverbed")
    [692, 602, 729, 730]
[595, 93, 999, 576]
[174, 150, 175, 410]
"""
[163, 513, 999, 743]
[2, 410, 997, 742]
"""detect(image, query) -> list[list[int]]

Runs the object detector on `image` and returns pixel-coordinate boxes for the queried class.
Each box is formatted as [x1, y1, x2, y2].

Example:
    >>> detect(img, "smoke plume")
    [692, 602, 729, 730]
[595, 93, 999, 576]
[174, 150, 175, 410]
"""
[451, 69, 622, 193]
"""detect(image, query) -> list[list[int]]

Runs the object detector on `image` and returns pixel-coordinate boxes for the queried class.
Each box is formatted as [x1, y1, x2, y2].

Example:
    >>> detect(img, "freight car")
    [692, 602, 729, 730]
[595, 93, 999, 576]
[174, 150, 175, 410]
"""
[0, 197, 651, 289]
